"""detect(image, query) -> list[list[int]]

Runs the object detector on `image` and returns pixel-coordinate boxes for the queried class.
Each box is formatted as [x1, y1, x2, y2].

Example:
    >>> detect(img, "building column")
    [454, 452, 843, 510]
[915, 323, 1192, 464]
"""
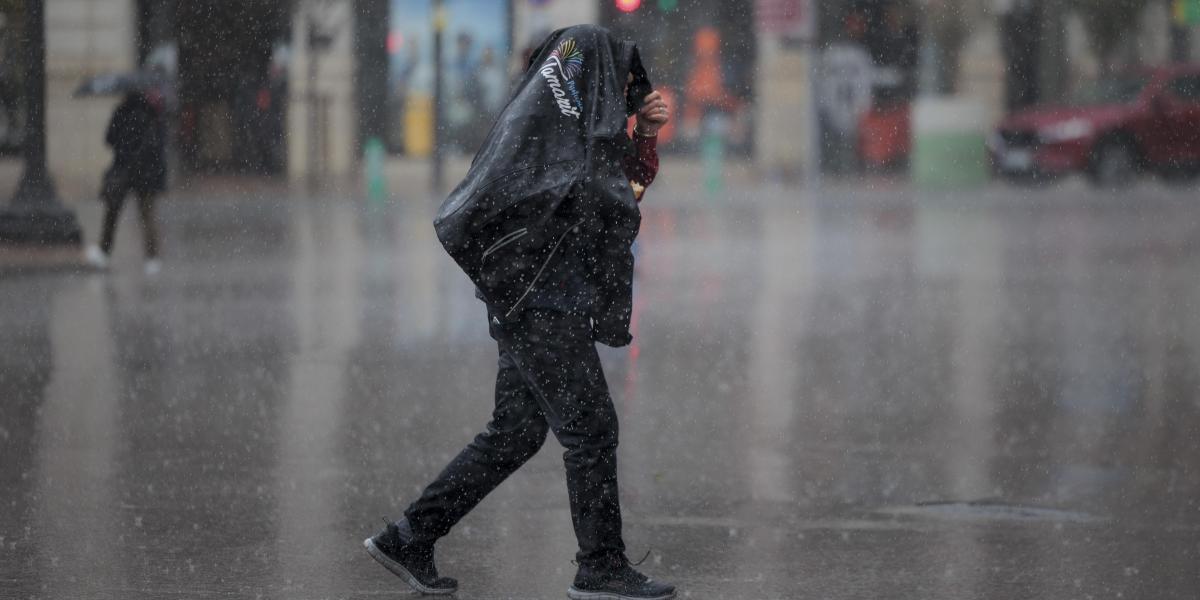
[46, 0, 137, 198]
[288, 0, 356, 188]
[754, 35, 808, 182]
[1037, 0, 1069, 103]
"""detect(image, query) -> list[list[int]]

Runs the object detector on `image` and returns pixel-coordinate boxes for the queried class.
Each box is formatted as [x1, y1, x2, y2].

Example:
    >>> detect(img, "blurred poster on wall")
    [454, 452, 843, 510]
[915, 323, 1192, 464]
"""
[601, 0, 756, 156]
[387, 0, 510, 156]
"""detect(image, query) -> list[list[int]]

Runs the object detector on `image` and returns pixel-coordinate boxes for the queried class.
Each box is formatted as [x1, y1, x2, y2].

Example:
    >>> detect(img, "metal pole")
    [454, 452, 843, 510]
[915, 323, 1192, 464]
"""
[431, 0, 445, 197]
[13, 0, 52, 205]
[805, 5, 822, 192]
[0, 0, 82, 245]
[307, 14, 320, 194]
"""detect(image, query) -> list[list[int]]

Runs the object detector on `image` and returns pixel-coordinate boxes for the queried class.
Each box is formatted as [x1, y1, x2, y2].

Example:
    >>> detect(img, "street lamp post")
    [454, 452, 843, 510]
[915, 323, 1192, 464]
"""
[307, 17, 323, 194]
[0, 0, 82, 245]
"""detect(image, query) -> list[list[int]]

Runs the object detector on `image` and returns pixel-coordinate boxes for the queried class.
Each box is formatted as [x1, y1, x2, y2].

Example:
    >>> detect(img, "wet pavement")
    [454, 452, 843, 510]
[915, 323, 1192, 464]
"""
[3, 177, 1200, 599]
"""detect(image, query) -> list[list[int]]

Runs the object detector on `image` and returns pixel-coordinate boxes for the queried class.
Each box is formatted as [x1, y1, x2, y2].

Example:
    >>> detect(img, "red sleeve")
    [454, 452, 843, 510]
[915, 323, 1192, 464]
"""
[622, 134, 659, 201]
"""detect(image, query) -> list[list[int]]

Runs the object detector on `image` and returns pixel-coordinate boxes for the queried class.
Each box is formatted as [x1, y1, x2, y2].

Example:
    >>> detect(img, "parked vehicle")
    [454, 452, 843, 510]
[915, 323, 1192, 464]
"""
[990, 65, 1200, 187]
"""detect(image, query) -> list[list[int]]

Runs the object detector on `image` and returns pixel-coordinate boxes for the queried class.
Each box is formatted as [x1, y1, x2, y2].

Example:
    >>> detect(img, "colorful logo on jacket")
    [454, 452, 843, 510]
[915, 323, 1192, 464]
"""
[540, 38, 584, 119]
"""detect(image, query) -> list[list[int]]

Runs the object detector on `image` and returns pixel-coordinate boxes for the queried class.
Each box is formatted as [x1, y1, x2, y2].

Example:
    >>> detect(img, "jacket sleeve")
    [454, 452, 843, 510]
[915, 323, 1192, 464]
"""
[622, 133, 659, 201]
[590, 209, 638, 347]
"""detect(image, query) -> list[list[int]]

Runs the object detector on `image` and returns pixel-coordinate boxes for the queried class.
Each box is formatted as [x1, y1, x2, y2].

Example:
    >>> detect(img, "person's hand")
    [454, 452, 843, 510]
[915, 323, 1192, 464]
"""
[635, 91, 669, 137]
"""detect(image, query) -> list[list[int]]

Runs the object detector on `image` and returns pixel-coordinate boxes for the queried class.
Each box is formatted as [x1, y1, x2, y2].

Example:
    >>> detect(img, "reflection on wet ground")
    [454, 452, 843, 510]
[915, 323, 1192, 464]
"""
[2, 182, 1199, 598]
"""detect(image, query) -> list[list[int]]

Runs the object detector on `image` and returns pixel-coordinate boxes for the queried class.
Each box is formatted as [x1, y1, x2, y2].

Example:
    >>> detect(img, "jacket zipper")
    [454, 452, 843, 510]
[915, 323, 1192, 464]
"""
[482, 228, 528, 260]
[504, 218, 585, 318]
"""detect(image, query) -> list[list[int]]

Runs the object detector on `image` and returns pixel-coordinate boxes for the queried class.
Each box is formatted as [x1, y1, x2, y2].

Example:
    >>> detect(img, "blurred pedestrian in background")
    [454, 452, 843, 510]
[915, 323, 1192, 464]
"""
[84, 90, 168, 274]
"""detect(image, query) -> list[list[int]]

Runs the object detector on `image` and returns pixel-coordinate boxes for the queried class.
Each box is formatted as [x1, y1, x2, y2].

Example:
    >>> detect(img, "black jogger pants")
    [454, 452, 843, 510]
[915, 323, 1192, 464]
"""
[100, 188, 159, 258]
[403, 308, 626, 565]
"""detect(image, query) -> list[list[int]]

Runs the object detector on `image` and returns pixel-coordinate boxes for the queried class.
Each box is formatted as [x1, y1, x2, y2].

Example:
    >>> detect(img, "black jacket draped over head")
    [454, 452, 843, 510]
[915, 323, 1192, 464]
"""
[434, 25, 651, 346]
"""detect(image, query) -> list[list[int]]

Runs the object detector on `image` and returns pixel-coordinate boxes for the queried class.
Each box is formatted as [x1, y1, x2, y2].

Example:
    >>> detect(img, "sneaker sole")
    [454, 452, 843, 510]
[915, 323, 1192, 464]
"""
[363, 537, 457, 595]
[567, 586, 676, 600]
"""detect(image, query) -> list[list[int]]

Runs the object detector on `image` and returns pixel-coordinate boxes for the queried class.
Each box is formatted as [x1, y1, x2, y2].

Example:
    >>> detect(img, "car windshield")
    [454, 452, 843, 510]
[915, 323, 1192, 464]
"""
[1070, 75, 1149, 106]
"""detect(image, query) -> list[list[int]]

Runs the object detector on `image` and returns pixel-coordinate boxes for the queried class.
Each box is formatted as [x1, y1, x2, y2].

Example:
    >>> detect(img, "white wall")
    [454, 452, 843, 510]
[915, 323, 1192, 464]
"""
[46, 0, 136, 200]
[755, 36, 808, 180]
[288, 0, 357, 185]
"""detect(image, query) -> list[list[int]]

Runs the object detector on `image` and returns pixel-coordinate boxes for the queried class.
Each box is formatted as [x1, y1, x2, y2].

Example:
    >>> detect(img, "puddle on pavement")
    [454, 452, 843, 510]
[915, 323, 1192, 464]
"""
[880, 500, 1099, 523]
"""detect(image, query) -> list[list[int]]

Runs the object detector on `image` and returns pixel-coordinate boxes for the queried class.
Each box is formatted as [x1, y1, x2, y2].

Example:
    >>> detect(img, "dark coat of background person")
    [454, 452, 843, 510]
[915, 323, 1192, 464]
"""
[434, 25, 652, 347]
[104, 92, 167, 197]
[93, 91, 168, 262]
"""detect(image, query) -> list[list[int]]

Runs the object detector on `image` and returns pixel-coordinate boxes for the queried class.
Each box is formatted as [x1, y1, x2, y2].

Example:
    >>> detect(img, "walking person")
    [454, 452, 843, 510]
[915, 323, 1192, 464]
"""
[84, 89, 167, 274]
[363, 25, 674, 599]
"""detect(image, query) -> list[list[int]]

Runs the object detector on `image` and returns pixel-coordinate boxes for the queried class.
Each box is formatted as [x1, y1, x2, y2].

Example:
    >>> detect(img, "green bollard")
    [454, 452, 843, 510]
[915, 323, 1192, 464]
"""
[364, 137, 387, 208]
[700, 112, 731, 197]
[702, 120, 725, 196]
[911, 99, 989, 189]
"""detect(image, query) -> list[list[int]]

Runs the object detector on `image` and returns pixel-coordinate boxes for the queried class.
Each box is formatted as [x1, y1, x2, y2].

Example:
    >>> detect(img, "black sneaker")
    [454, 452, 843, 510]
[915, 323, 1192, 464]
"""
[568, 554, 676, 600]
[363, 517, 458, 595]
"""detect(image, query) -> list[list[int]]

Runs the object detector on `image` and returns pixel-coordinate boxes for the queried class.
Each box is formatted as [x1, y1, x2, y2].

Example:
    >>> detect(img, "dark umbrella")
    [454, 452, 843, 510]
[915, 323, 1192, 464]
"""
[72, 72, 157, 98]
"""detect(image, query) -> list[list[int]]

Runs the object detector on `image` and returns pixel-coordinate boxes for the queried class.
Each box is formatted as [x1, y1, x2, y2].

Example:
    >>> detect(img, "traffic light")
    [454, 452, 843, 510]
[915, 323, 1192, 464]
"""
[615, 0, 642, 13]
[615, 0, 678, 14]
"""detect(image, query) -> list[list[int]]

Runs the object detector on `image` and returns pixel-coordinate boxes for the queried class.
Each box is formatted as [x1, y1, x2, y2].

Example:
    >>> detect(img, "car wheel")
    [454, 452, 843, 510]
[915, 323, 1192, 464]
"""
[1160, 161, 1200, 186]
[1089, 139, 1137, 188]
[1001, 170, 1057, 188]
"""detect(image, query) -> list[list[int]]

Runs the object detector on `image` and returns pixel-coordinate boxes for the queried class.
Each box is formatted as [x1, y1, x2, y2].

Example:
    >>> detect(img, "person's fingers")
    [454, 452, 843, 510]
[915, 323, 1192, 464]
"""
[636, 95, 670, 127]
[640, 99, 667, 114]
[640, 105, 669, 124]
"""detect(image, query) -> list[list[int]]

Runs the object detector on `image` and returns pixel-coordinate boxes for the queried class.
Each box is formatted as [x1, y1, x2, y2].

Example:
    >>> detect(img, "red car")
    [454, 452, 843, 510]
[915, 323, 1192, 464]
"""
[990, 65, 1200, 186]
